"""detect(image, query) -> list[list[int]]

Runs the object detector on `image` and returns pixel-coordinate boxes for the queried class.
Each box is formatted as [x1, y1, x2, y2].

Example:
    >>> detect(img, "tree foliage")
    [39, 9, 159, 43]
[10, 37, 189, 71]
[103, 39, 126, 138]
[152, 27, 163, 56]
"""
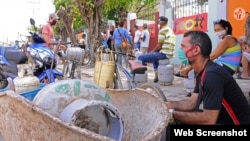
[53, 0, 158, 65]
[104, 0, 157, 21]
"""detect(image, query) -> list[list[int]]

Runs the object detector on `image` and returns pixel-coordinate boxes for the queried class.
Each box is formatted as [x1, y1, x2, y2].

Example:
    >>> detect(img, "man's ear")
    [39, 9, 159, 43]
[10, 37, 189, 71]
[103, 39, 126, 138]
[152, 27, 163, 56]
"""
[193, 46, 200, 55]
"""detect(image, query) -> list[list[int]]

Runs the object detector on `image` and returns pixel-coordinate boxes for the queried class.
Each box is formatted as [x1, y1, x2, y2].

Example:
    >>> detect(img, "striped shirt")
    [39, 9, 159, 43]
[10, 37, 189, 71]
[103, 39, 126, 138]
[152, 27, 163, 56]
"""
[158, 25, 176, 58]
[216, 42, 242, 72]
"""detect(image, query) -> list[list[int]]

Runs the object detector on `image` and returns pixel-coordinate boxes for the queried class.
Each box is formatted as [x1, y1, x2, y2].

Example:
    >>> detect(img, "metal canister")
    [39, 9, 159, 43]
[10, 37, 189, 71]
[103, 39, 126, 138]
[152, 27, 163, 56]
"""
[59, 99, 124, 141]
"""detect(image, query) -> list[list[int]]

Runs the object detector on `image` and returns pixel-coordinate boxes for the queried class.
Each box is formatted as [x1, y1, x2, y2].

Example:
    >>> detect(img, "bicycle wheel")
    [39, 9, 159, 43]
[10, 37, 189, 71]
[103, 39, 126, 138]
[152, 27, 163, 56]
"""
[138, 83, 167, 101]
[82, 50, 91, 66]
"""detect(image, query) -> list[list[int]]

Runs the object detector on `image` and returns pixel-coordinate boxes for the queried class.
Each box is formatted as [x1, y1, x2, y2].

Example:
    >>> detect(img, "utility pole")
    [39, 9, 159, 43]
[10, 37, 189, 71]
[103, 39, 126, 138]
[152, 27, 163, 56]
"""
[27, 0, 40, 19]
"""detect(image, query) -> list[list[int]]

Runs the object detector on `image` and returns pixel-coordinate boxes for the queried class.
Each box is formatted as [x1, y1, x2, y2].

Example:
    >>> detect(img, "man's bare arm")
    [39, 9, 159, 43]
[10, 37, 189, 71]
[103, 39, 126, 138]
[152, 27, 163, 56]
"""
[166, 93, 198, 111]
[166, 94, 219, 124]
[150, 42, 162, 52]
[173, 109, 219, 125]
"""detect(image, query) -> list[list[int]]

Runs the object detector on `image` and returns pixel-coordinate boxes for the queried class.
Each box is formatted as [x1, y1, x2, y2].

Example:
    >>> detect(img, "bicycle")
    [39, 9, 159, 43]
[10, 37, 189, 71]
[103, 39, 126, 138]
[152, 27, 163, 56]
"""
[81, 48, 91, 66]
[96, 46, 167, 101]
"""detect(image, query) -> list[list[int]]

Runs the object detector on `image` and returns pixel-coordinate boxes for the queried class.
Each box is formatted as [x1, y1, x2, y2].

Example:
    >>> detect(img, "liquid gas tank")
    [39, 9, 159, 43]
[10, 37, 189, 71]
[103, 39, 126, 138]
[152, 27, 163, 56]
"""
[13, 64, 40, 93]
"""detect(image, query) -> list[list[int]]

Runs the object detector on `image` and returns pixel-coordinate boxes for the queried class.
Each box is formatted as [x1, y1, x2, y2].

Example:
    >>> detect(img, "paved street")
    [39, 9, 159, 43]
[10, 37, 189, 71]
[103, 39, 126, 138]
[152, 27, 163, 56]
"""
[58, 63, 250, 103]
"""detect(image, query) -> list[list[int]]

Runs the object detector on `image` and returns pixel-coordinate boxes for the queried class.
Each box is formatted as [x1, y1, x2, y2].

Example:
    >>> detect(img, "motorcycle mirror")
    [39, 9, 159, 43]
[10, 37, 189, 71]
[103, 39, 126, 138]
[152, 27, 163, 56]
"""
[30, 18, 35, 26]
[30, 18, 37, 33]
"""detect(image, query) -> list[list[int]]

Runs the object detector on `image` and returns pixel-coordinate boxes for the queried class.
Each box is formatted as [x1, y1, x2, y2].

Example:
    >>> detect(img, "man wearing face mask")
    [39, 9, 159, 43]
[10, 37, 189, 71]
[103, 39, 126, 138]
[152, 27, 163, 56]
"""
[166, 30, 250, 128]
[42, 13, 60, 50]
[138, 16, 175, 82]
[176, 19, 241, 77]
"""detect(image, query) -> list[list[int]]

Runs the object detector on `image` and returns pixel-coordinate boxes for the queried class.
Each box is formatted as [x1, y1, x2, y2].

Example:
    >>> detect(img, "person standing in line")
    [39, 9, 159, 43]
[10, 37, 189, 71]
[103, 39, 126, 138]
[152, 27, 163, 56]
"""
[42, 13, 60, 50]
[107, 30, 114, 51]
[79, 33, 86, 49]
[113, 21, 132, 66]
[42, 13, 66, 63]
[140, 23, 150, 53]
[133, 25, 141, 50]
[138, 16, 176, 82]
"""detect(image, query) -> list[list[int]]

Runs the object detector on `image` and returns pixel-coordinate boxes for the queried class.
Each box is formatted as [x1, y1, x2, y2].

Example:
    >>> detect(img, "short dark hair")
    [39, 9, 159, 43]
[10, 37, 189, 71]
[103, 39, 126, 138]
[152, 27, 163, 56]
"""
[118, 21, 124, 27]
[82, 33, 86, 38]
[183, 30, 212, 58]
[159, 16, 168, 22]
[213, 19, 233, 35]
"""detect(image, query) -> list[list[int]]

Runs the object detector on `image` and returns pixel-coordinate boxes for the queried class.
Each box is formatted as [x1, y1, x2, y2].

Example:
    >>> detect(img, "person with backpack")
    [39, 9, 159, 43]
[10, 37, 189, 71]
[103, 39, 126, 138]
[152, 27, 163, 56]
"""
[113, 21, 132, 66]
[166, 30, 250, 125]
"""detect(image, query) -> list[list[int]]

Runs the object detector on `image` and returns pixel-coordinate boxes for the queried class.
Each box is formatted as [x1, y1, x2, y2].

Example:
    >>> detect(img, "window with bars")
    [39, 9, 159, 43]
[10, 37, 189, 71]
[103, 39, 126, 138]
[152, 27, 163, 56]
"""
[173, 0, 208, 19]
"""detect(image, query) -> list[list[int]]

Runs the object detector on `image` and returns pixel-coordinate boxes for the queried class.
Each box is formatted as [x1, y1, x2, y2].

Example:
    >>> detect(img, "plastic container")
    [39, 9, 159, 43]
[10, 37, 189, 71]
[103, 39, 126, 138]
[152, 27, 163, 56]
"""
[20, 83, 47, 101]
[0, 83, 46, 101]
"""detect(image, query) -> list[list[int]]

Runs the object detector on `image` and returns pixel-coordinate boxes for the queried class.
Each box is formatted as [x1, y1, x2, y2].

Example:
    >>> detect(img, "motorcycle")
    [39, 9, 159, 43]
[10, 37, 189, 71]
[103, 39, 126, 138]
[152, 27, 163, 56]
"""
[0, 46, 27, 88]
[0, 18, 64, 89]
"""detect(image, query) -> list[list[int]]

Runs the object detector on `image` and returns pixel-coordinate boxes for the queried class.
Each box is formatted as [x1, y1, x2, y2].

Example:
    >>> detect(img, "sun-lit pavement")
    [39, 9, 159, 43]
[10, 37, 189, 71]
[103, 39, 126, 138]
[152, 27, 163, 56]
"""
[57, 63, 250, 103]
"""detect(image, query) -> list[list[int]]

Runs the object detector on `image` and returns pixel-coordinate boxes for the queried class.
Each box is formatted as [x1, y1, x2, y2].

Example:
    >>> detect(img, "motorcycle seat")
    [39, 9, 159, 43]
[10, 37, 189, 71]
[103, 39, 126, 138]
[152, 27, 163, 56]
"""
[0, 47, 28, 64]
[128, 60, 147, 74]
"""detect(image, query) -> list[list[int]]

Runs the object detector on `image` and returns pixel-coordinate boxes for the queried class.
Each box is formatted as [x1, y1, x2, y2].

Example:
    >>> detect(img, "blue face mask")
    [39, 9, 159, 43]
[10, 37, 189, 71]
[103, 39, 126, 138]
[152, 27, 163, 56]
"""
[177, 48, 189, 65]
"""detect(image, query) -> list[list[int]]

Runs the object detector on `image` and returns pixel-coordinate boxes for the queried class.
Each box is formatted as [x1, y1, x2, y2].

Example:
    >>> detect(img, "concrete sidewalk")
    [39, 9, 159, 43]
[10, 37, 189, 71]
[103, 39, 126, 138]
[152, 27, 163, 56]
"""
[58, 63, 250, 102]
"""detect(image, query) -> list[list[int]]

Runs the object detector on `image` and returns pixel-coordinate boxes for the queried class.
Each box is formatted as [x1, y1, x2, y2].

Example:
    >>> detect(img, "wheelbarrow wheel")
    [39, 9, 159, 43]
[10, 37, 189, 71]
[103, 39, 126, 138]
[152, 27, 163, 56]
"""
[138, 83, 167, 101]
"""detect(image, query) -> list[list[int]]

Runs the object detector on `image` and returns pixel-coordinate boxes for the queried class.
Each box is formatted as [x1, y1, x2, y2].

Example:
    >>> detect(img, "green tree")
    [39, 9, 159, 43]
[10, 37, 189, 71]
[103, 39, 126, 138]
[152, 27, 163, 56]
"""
[53, 0, 157, 66]
[54, 0, 78, 45]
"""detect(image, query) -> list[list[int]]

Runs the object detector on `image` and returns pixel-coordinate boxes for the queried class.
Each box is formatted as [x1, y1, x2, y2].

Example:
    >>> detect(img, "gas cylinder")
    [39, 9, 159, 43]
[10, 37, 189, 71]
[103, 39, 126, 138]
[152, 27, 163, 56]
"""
[183, 69, 195, 93]
[158, 59, 174, 85]
[134, 49, 143, 60]
[13, 64, 40, 93]
[59, 99, 123, 141]
[133, 59, 148, 84]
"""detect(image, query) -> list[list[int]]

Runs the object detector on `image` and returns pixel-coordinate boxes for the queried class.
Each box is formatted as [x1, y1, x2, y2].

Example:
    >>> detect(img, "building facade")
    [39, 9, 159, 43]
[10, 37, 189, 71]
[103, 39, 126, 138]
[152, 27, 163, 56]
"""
[159, 0, 249, 65]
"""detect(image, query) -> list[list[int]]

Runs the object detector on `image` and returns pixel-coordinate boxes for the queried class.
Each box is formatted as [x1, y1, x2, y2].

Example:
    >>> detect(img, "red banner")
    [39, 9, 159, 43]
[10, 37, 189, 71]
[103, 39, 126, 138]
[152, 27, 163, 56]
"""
[173, 13, 208, 35]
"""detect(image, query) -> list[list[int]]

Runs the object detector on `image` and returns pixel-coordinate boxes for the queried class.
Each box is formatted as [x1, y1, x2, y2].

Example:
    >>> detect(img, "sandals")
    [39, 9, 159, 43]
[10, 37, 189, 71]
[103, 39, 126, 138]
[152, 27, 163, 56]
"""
[236, 75, 249, 80]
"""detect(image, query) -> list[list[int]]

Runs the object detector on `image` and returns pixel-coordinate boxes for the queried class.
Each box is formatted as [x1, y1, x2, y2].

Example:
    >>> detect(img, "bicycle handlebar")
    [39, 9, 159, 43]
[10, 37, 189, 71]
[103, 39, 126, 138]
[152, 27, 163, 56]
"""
[49, 42, 71, 45]
[101, 50, 135, 58]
